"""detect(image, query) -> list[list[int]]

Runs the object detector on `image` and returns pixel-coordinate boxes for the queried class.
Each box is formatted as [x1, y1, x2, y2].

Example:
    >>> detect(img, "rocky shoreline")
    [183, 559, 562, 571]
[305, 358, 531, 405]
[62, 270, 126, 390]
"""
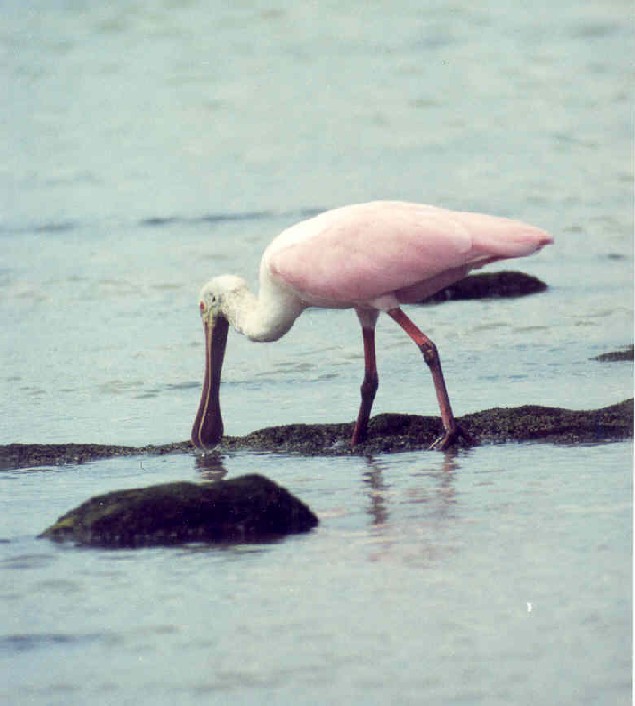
[3, 399, 632, 471]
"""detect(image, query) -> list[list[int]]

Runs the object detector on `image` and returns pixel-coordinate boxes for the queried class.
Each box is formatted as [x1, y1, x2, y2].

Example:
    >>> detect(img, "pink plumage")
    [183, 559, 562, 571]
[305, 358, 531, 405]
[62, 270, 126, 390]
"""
[265, 201, 552, 307]
[192, 200, 553, 451]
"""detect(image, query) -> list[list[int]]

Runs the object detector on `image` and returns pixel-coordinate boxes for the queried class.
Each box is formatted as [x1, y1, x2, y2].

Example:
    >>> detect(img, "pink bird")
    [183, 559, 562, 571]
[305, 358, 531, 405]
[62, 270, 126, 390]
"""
[191, 201, 553, 451]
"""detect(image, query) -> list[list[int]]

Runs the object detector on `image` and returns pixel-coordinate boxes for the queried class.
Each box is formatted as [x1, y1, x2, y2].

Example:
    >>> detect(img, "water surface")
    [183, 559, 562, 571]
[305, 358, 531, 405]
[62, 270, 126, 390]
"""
[1, 1, 632, 704]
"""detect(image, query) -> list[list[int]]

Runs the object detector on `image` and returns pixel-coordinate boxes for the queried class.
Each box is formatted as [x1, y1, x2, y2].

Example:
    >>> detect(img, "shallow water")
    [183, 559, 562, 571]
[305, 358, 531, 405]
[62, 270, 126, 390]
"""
[2, 444, 632, 705]
[1, 1, 633, 704]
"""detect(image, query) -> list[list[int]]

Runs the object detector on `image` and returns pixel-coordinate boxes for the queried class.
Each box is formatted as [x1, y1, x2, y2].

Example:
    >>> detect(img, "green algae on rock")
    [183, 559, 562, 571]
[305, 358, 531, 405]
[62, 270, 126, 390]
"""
[0, 441, 191, 471]
[461, 399, 633, 445]
[224, 399, 633, 454]
[40, 474, 318, 548]
[4, 400, 632, 470]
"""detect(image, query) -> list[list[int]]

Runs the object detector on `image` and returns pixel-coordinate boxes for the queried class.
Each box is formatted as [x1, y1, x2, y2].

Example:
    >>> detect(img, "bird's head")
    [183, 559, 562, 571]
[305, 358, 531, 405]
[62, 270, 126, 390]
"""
[191, 275, 246, 450]
[198, 275, 247, 324]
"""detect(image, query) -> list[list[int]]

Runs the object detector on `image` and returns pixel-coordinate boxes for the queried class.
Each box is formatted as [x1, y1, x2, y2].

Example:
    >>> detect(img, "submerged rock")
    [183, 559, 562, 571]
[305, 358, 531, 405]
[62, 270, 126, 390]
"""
[3, 400, 632, 470]
[0, 441, 191, 471]
[592, 345, 634, 363]
[226, 399, 633, 454]
[461, 399, 633, 446]
[40, 474, 318, 548]
[423, 270, 547, 303]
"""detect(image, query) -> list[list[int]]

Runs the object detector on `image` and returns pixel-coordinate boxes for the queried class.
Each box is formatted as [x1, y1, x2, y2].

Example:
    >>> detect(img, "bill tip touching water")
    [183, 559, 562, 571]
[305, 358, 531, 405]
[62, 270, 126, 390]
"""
[191, 201, 553, 452]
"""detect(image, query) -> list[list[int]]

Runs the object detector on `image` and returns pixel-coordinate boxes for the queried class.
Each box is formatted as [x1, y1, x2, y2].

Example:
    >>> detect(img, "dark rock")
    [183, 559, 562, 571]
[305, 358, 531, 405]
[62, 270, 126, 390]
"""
[40, 474, 318, 548]
[3, 400, 632, 470]
[227, 399, 633, 453]
[592, 345, 634, 363]
[0, 441, 191, 471]
[461, 399, 633, 446]
[424, 270, 547, 303]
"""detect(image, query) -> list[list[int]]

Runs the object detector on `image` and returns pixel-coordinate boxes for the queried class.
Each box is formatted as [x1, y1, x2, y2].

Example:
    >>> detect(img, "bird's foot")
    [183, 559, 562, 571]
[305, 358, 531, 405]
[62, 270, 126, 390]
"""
[350, 419, 369, 447]
[429, 423, 477, 451]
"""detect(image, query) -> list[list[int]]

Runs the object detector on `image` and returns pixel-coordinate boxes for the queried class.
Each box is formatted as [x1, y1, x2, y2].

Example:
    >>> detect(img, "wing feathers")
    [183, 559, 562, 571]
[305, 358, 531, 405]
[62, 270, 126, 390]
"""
[265, 201, 551, 305]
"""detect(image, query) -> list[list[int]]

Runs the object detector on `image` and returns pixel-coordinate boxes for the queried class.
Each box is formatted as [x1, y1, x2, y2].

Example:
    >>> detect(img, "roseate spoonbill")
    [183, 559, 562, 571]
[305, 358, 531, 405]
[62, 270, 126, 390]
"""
[191, 201, 553, 451]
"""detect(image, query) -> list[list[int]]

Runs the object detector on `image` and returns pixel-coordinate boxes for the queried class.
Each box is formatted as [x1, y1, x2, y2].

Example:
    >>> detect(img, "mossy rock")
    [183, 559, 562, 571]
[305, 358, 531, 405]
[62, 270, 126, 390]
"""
[3, 400, 632, 470]
[40, 474, 318, 548]
[224, 399, 633, 454]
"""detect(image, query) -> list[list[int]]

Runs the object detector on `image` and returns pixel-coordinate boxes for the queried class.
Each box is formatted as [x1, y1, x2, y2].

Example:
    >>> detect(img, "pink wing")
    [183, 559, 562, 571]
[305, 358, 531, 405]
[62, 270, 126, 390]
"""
[265, 201, 552, 305]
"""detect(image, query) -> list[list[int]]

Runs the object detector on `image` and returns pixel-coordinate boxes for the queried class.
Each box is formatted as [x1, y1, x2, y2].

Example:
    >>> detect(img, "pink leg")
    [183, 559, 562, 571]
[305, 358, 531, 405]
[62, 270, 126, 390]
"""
[351, 325, 379, 446]
[387, 307, 473, 450]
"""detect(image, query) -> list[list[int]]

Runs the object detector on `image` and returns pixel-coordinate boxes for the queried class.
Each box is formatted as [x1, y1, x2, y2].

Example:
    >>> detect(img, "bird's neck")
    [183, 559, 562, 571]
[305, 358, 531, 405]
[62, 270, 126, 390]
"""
[222, 282, 304, 342]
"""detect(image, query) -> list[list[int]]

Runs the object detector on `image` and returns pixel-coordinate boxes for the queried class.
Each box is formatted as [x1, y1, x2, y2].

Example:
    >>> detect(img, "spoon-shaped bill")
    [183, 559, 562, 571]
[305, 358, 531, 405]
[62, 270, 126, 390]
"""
[191, 316, 229, 449]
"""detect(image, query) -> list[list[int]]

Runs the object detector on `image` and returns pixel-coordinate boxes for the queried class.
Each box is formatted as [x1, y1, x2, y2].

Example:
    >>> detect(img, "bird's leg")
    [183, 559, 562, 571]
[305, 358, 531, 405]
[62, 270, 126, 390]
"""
[351, 325, 379, 446]
[387, 308, 474, 450]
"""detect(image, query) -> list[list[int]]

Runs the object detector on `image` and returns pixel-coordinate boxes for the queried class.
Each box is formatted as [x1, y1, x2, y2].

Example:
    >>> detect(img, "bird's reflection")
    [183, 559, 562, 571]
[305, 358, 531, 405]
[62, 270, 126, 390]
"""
[360, 448, 464, 563]
[362, 458, 391, 527]
[193, 449, 228, 480]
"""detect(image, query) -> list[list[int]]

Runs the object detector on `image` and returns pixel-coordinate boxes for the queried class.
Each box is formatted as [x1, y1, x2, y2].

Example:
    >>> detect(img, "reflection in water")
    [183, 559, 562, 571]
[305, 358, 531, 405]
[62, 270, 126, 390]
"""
[362, 451, 461, 526]
[361, 450, 464, 564]
[362, 458, 392, 527]
[193, 450, 228, 480]
[410, 449, 464, 520]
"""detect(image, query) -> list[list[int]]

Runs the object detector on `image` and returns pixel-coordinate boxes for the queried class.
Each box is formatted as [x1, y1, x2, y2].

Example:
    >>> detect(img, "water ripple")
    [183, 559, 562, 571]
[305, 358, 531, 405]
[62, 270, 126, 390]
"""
[138, 207, 324, 229]
[0, 632, 118, 654]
